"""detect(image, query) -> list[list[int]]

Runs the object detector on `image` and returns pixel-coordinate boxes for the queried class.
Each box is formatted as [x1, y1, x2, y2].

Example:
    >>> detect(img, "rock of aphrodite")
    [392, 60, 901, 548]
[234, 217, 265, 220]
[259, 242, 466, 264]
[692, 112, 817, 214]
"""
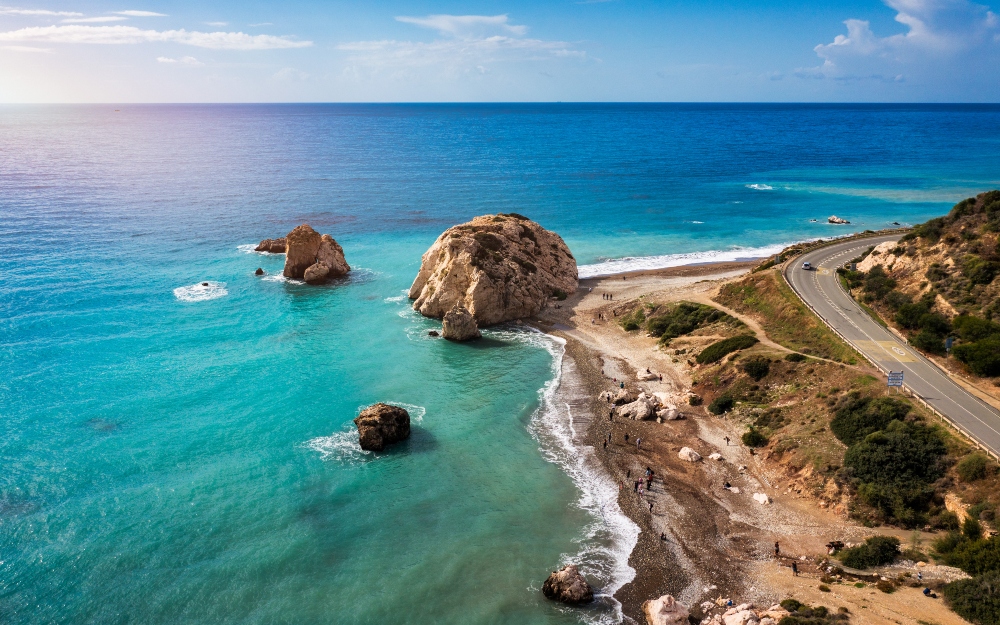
[643, 595, 690, 625]
[441, 304, 481, 341]
[353, 403, 410, 452]
[282, 225, 350, 284]
[409, 214, 578, 325]
[255, 237, 286, 253]
[541, 564, 593, 604]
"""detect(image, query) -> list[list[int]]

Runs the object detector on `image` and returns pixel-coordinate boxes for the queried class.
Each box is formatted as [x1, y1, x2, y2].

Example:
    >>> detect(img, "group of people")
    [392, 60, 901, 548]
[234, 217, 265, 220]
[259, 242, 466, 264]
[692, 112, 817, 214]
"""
[601, 292, 614, 300]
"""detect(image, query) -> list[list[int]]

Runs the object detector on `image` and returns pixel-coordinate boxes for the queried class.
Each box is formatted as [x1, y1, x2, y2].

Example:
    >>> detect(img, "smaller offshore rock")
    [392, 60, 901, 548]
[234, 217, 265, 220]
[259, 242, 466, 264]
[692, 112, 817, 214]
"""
[283, 225, 351, 284]
[255, 268, 264, 276]
[255, 237, 286, 253]
[353, 403, 410, 452]
[827, 216, 850, 225]
[541, 565, 593, 604]
[441, 304, 481, 341]
[643, 595, 690, 625]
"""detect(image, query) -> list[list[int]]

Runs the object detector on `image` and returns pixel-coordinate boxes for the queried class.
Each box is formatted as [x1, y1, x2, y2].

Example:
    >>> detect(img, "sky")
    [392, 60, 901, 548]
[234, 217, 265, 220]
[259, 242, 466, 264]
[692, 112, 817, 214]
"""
[0, 0, 998, 102]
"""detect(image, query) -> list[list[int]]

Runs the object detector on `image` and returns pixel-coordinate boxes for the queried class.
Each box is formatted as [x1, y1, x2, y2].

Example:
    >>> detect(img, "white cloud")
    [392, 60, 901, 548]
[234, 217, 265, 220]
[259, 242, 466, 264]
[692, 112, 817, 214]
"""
[205, 21, 227, 27]
[395, 14, 527, 37]
[806, 0, 1000, 81]
[61, 16, 128, 23]
[157, 55, 202, 65]
[0, 7, 82, 16]
[113, 10, 167, 17]
[2, 44, 52, 52]
[248, 22, 272, 27]
[0, 25, 313, 49]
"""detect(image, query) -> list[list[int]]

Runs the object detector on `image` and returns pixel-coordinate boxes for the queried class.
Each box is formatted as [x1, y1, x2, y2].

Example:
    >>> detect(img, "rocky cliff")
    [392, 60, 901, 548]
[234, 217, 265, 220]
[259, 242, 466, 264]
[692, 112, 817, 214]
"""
[408, 214, 577, 325]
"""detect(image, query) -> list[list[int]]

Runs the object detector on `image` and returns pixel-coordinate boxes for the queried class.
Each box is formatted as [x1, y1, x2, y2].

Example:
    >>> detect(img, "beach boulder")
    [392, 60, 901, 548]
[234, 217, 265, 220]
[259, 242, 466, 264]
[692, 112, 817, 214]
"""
[283, 225, 351, 284]
[254, 237, 286, 253]
[353, 403, 410, 452]
[643, 594, 690, 625]
[409, 214, 577, 326]
[611, 388, 635, 405]
[441, 304, 481, 341]
[678, 447, 702, 462]
[618, 393, 659, 420]
[657, 408, 681, 421]
[542, 564, 593, 604]
[753, 493, 771, 505]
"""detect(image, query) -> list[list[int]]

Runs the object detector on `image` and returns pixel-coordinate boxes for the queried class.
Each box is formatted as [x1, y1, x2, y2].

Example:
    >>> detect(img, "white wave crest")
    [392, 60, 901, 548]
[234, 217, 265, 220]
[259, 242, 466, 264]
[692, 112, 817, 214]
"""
[745, 183, 773, 190]
[303, 429, 371, 464]
[238, 243, 281, 255]
[578, 242, 789, 278]
[525, 330, 639, 624]
[261, 274, 303, 285]
[173, 281, 228, 302]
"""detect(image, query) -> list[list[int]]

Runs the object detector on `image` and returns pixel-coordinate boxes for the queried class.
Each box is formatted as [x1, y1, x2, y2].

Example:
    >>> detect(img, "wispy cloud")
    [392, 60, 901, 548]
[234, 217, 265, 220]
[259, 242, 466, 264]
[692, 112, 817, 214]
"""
[0, 7, 82, 16]
[248, 22, 272, 27]
[2, 44, 52, 52]
[0, 25, 313, 49]
[157, 55, 202, 65]
[395, 14, 527, 37]
[61, 16, 128, 23]
[113, 10, 167, 17]
[205, 21, 227, 27]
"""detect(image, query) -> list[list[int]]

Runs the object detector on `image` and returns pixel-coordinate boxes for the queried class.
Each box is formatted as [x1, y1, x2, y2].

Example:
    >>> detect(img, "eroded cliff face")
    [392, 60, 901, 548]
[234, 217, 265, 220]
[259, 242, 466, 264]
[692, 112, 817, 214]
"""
[408, 214, 577, 326]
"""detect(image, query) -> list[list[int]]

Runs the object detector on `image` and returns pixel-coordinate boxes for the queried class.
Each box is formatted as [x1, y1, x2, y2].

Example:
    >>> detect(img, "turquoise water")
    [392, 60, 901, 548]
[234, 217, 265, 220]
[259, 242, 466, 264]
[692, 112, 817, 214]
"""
[3, 104, 1000, 624]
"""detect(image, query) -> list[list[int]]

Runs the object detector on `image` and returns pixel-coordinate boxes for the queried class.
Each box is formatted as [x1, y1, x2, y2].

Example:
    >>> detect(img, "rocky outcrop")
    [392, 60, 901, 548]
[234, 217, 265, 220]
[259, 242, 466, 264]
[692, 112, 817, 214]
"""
[541, 564, 593, 604]
[827, 216, 850, 224]
[283, 225, 351, 284]
[678, 447, 702, 462]
[643, 595, 689, 625]
[255, 237, 286, 253]
[611, 389, 635, 405]
[409, 214, 577, 326]
[441, 304, 481, 341]
[617, 392, 660, 420]
[353, 403, 410, 452]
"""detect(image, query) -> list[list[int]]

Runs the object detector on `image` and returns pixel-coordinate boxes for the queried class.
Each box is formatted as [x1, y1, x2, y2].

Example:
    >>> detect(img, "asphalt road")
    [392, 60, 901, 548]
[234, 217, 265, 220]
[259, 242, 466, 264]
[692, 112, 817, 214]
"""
[785, 234, 1000, 458]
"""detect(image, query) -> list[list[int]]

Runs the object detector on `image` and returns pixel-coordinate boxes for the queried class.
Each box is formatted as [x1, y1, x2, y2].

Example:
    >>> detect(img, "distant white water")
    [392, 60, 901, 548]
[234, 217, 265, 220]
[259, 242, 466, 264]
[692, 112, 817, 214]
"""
[173, 281, 228, 302]
[578, 243, 790, 278]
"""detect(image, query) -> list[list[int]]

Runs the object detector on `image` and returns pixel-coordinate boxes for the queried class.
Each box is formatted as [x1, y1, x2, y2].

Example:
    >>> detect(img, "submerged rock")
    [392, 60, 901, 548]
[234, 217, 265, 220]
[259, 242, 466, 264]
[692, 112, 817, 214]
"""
[541, 564, 593, 604]
[441, 304, 481, 341]
[409, 214, 577, 326]
[643, 594, 690, 625]
[283, 225, 350, 284]
[353, 403, 410, 452]
[255, 237, 286, 253]
[428, 330, 440, 337]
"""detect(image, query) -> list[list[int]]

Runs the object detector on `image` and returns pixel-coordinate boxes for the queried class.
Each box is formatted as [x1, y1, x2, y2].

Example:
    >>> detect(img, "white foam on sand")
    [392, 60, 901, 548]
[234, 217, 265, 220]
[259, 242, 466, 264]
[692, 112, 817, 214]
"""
[578, 242, 790, 278]
[525, 331, 640, 625]
[745, 183, 773, 191]
[173, 281, 228, 302]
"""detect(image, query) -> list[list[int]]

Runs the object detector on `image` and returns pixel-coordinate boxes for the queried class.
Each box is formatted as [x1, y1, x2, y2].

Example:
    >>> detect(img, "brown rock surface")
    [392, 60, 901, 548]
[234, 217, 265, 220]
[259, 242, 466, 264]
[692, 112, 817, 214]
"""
[441, 304, 481, 341]
[408, 214, 577, 326]
[282, 225, 351, 283]
[353, 403, 410, 452]
[541, 564, 593, 604]
[643, 595, 690, 625]
[254, 237, 286, 253]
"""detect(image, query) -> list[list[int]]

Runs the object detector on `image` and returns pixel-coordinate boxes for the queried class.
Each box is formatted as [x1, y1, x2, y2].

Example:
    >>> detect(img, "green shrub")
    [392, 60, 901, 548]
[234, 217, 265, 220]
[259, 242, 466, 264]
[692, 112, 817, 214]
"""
[914, 217, 946, 242]
[912, 329, 946, 354]
[952, 336, 1000, 376]
[829, 395, 911, 445]
[785, 352, 807, 362]
[840, 535, 900, 569]
[863, 266, 897, 300]
[708, 394, 735, 415]
[939, 535, 1000, 575]
[957, 454, 993, 482]
[818, 584, 831, 592]
[895, 302, 930, 329]
[696, 335, 759, 364]
[742, 357, 771, 381]
[742, 428, 769, 447]
[954, 316, 1000, 342]
[619, 307, 645, 331]
[943, 571, 1000, 625]
[884, 290, 911, 310]
[553, 289, 568, 301]
[963, 256, 1000, 285]
[688, 394, 703, 406]
[964, 518, 984, 541]
[875, 579, 896, 593]
[646, 302, 731, 340]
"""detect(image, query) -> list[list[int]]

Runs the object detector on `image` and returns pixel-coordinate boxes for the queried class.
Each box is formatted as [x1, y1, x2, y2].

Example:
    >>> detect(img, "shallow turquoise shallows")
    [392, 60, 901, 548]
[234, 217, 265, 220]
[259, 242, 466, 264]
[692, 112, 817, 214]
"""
[3, 104, 1000, 625]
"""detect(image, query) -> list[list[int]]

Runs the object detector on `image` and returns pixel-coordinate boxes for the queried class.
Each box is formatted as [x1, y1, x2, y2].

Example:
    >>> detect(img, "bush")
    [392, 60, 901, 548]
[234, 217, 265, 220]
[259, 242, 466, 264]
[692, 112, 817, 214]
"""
[957, 454, 993, 482]
[646, 302, 730, 340]
[818, 584, 831, 592]
[954, 316, 1000, 342]
[963, 256, 1000, 285]
[952, 336, 1000, 377]
[943, 571, 1000, 625]
[964, 518, 984, 541]
[742, 357, 771, 381]
[914, 217, 946, 242]
[875, 579, 896, 593]
[863, 266, 897, 300]
[696, 335, 759, 364]
[829, 395, 911, 446]
[939, 535, 1000, 575]
[742, 429, 769, 447]
[708, 394, 735, 415]
[553, 289, 568, 301]
[785, 352, 807, 362]
[840, 535, 901, 569]
[895, 302, 930, 329]
[688, 394, 703, 406]
[619, 307, 645, 331]
[844, 421, 946, 486]
[884, 290, 911, 310]
[911, 329, 946, 354]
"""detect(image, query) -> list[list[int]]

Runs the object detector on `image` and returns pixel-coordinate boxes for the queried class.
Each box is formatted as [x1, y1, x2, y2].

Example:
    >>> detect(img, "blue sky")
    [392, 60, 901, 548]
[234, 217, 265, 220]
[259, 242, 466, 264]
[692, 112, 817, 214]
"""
[0, 0, 998, 102]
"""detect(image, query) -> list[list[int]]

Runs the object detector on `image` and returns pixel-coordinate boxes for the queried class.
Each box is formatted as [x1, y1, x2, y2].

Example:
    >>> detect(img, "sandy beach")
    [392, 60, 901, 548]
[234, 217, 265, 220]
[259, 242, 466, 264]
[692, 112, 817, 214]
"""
[532, 262, 972, 625]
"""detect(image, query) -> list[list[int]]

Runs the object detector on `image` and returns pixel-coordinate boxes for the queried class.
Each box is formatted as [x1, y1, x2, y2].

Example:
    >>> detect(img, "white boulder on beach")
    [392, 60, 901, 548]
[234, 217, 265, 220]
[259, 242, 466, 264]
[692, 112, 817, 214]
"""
[643, 594, 690, 625]
[678, 447, 701, 462]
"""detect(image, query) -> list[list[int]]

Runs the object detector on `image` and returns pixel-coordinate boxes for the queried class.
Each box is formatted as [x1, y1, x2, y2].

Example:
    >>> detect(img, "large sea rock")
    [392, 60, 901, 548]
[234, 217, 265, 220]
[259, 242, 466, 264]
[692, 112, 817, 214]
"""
[282, 225, 350, 284]
[441, 304, 481, 341]
[541, 564, 593, 604]
[409, 214, 577, 326]
[353, 403, 410, 452]
[643, 595, 690, 625]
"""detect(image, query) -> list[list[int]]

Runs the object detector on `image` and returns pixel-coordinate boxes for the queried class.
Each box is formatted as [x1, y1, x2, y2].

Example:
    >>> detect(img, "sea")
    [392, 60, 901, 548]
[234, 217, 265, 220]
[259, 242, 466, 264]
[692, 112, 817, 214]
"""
[2, 104, 1000, 624]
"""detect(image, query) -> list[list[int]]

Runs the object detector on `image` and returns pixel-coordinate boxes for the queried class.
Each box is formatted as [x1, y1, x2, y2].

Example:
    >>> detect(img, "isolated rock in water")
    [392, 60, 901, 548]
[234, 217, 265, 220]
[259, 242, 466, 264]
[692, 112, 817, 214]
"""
[678, 447, 702, 462]
[753, 493, 771, 505]
[441, 304, 481, 341]
[255, 267, 264, 276]
[428, 330, 440, 337]
[353, 403, 410, 452]
[283, 224, 351, 283]
[409, 214, 578, 326]
[541, 564, 593, 604]
[827, 215, 850, 225]
[255, 237, 286, 253]
[643, 594, 690, 625]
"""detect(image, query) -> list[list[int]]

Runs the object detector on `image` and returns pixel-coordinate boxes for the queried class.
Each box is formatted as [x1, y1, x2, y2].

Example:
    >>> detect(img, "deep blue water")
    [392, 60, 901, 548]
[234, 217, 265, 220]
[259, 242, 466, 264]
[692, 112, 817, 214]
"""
[2, 104, 1000, 624]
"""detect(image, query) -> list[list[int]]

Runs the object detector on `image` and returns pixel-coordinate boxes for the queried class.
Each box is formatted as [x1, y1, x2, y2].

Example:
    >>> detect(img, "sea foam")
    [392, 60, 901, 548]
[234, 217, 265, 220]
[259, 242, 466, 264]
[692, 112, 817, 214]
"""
[745, 183, 773, 190]
[173, 281, 228, 302]
[577, 243, 789, 278]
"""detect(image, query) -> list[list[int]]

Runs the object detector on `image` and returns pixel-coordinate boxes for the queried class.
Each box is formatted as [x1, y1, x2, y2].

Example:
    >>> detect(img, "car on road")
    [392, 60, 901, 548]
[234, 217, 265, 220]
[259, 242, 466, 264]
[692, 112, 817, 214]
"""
[801, 261, 812, 270]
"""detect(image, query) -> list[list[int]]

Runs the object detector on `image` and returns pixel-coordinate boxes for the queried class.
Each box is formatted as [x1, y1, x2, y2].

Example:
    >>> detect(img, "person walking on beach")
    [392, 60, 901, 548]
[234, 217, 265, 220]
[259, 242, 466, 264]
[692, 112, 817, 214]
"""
[636, 438, 642, 450]
[626, 469, 631, 478]
[603, 440, 607, 450]
[633, 480, 639, 492]
[791, 562, 798, 576]
[624, 432, 629, 443]
[649, 501, 653, 513]
[774, 542, 780, 557]
[725, 436, 730, 446]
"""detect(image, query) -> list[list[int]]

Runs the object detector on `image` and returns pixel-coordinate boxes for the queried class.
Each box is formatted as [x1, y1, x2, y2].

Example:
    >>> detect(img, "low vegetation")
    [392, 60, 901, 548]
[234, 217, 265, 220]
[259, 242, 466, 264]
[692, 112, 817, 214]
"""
[839, 535, 900, 569]
[696, 335, 759, 364]
[776, 600, 849, 625]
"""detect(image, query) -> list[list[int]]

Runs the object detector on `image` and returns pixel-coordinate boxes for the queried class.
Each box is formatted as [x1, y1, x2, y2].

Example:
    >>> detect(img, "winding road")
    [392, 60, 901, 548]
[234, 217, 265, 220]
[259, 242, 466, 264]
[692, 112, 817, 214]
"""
[784, 234, 1000, 458]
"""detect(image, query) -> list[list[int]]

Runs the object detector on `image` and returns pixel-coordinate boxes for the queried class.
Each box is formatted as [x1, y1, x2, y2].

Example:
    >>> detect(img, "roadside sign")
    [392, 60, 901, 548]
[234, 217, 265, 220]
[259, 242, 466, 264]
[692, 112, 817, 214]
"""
[946, 337, 954, 353]
[887, 371, 904, 387]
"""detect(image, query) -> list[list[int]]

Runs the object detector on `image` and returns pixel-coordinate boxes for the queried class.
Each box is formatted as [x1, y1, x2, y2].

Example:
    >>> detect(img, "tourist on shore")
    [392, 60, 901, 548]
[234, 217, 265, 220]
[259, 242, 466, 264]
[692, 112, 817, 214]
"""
[774, 542, 780, 557]
[791, 562, 798, 576]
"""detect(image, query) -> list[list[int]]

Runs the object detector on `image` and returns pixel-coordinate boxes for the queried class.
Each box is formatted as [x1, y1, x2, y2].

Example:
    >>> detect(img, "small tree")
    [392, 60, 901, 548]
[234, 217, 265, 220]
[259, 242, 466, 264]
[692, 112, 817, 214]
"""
[742, 357, 770, 381]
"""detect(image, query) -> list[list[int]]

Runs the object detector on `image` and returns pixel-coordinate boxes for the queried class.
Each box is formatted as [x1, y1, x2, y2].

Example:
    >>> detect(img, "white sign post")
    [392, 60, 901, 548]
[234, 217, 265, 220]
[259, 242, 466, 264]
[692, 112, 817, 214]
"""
[887, 371, 904, 393]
